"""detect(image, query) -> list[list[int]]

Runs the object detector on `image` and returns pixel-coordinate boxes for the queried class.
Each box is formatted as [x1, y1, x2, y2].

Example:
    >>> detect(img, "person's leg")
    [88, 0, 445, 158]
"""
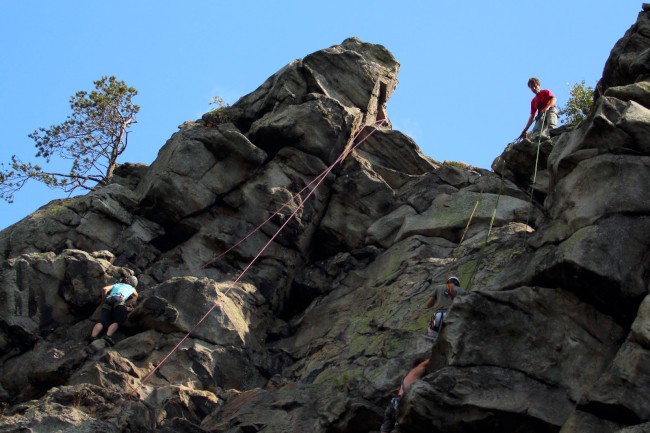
[90, 308, 111, 338]
[91, 322, 104, 338]
[105, 305, 128, 338]
[531, 115, 543, 139]
[380, 397, 399, 433]
[106, 322, 120, 337]
[544, 108, 558, 136]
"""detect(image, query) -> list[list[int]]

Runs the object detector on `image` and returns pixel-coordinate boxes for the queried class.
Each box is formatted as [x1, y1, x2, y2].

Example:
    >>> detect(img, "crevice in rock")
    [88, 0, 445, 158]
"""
[301, 62, 327, 97]
[0, 322, 37, 362]
[531, 262, 642, 328]
[579, 400, 642, 426]
[472, 291, 536, 318]
[246, 129, 300, 162]
[150, 221, 199, 253]
[278, 281, 320, 321]
[334, 403, 383, 433]
[310, 230, 348, 261]
[451, 363, 568, 392]
[375, 80, 389, 124]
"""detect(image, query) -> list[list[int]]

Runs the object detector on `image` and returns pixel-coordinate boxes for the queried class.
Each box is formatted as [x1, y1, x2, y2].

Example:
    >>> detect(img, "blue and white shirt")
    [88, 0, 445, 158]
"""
[106, 283, 136, 302]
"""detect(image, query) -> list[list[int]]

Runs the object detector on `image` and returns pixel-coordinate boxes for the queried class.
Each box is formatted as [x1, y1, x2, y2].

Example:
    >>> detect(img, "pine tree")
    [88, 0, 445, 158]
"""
[0, 76, 139, 203]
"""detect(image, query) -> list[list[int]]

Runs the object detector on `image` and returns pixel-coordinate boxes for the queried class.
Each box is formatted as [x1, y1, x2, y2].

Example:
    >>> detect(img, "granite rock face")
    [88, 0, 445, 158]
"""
[1, 10, 650, 432]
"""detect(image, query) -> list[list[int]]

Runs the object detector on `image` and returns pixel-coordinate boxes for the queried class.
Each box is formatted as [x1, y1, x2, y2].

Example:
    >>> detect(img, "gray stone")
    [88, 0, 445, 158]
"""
[0, 20, 649, 432]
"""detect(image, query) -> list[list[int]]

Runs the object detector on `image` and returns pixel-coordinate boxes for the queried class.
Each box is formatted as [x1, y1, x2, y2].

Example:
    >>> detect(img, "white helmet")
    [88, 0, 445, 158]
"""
[447, 276, 460, 286]
[125, 275, 138, 287]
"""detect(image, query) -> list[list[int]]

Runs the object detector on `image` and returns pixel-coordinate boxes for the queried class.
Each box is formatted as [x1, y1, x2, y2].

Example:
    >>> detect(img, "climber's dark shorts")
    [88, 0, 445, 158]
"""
[380, 396, 400, 432]
[99, 304, 128, 327]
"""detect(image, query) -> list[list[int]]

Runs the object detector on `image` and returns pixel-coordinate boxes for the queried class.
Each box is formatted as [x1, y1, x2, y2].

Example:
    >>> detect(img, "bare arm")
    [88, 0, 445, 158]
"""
[127, 289, 139, 306]
[399, 359, 430, 395]
[100, 285, 112, 304]
[521, 113, 536, 137]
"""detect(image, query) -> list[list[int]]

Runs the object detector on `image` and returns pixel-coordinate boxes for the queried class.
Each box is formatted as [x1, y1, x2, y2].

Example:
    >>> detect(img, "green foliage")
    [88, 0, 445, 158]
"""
[558, 80, 594, 127]
[442, 160, 469, 169]
[210, 96, 227, 107]
[0, 76, 139, 203]
[205, 95, 231, 125]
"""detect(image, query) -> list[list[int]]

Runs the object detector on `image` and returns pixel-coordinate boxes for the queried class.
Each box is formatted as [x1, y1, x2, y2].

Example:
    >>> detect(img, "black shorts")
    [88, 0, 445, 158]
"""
[380, 397, 400, 432]
[99, 304, 128, 327]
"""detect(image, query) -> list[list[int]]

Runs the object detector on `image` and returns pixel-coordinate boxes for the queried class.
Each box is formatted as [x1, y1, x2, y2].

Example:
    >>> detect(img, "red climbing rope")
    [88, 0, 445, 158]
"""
[128, 118, 387, 397]
[197, 118, 387, 271]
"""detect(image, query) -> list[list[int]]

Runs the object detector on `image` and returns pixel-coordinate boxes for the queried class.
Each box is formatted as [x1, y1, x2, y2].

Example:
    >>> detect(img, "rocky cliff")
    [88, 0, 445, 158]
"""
[1, 6, 649, 433]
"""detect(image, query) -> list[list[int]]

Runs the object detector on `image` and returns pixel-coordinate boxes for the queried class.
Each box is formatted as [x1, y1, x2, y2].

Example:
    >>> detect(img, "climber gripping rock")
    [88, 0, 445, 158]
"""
[520, 77, 557, 140]
[380, 357, 430, 433]
[87, 274, 139, 346]
[424, 276, 463, 340]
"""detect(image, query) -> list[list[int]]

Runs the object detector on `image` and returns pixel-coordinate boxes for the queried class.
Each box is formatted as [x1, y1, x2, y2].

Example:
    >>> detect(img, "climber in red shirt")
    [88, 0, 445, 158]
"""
[520, 77, 557, 140]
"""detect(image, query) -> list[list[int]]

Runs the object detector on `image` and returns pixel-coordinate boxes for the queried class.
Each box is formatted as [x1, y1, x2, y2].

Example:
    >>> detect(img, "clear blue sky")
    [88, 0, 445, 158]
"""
[0, 1, 643, 230]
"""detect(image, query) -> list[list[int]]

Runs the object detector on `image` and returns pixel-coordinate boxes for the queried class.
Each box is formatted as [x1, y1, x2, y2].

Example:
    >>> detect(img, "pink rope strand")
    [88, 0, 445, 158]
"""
[128, 118, 386, 397]
[197, 119, 387, 271]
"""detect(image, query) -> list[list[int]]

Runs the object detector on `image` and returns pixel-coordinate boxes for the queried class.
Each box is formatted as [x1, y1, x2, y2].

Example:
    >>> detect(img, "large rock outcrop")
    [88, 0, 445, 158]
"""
[0, 8, 649, 432]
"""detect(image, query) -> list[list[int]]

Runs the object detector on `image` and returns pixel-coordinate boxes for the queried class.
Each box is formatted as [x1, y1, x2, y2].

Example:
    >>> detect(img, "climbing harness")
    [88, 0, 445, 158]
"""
[104, 294, 125, 306]
[431, 309, 447, 332]
[426, 276, 457, 337]
[127, 119, 387, 397]
[103, 282, 135, 307]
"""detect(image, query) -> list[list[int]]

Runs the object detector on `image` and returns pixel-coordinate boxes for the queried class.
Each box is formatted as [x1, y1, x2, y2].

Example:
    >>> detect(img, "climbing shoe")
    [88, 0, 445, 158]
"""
[103, 335, 115, 346]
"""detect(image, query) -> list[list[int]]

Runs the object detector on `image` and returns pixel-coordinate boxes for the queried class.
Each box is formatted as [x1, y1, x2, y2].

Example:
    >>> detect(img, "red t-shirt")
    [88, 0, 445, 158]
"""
[530, 89, 556, 115]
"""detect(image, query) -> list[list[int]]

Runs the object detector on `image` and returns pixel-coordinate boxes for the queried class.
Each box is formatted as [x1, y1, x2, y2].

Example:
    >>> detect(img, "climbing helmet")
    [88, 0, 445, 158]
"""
[125, 275, 138, 287]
